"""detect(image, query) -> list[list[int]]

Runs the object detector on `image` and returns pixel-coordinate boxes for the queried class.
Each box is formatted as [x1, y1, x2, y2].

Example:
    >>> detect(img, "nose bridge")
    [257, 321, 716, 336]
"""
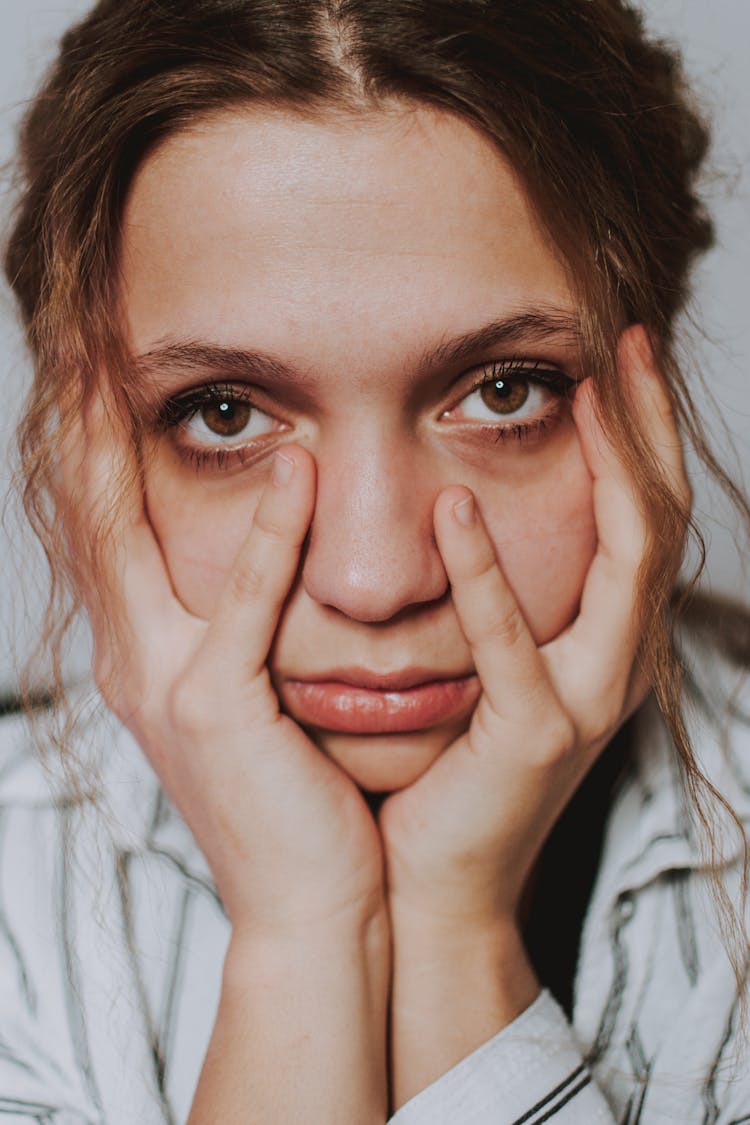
[302, 429, 448, 622]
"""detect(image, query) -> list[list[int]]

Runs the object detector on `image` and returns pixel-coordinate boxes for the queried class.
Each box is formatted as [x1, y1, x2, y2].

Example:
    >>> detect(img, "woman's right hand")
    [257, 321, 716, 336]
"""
[62, 396, 386, 935]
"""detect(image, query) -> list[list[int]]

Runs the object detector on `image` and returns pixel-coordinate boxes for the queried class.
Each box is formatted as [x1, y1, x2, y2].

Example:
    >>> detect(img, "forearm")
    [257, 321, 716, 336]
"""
[389, 908, 539, 1112]
[189, 907, 391, 1124]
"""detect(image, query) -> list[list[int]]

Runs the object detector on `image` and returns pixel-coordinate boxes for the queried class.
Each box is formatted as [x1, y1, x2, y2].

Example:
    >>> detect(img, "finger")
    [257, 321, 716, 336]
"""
[433, 486, 553, 719]
[544, 327, 689, 718]
[620, 324, 692, 516]
[74, 393, 180, 652]
[202, 445, 316, 680]
[542, 376, 643, 714]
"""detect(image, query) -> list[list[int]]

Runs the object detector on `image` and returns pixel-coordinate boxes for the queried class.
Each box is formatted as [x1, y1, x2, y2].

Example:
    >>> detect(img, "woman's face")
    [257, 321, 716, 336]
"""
[120, 106, 597, 791]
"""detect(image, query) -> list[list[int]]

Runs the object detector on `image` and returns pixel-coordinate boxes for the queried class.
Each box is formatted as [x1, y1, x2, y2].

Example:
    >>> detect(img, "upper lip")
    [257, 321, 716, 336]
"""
[283, 666, 476, 692]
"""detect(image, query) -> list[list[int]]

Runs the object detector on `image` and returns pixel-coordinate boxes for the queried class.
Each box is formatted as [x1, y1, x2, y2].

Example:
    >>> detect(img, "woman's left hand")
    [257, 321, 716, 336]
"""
[379, 324, 690, 939]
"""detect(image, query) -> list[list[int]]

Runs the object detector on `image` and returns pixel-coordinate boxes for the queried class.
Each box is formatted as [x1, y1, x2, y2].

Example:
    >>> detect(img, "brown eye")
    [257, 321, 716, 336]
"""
[479, 379, 530, 415]
[200, 399, 253, 436]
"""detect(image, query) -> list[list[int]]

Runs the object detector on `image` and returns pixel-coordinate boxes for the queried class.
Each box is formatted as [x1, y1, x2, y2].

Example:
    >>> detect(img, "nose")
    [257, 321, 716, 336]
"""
[301, 435, 449, 622]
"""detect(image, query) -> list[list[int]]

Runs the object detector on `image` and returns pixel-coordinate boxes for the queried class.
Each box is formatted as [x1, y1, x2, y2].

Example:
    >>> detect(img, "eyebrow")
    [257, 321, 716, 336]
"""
[421, 309, 583, 370]
[132, 308, 584, 389]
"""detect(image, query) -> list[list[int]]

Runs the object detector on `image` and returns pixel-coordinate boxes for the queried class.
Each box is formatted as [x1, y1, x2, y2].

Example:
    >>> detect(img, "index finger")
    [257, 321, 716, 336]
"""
[433, 485, 554, 720]
[201, 446, 316, 681]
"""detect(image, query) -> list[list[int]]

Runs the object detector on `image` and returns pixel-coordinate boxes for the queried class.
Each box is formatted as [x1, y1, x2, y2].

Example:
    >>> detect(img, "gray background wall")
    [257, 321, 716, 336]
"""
[1, 0, 748, 691]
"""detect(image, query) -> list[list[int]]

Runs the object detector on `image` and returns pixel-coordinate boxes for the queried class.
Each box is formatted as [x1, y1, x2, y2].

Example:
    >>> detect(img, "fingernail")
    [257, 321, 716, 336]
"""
[272, 451, 295, 486]
[453, 494, 475, 527]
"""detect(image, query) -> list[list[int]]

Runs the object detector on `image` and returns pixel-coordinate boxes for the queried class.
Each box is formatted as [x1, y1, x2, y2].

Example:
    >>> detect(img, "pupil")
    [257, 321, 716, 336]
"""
[480, 378, 529, 415]
[202, 399, 251, 436]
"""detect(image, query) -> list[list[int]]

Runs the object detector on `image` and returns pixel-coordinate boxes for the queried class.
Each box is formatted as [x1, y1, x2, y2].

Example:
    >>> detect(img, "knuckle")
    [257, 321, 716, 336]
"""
[229, 559, 265, 603]
[550, 711, 577, 754]
[531, 710, 577, 769]
[481, 604, 526, 649]
[569, 678, 625, 746]
[585, 698, 624, 747]
[167, 671, 211, 736]
[466, 550, 499, 589]
[253, 506, 292, 545]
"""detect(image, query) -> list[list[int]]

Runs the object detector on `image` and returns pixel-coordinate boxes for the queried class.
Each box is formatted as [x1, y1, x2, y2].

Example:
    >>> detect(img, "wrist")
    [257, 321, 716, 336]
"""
[206, 908, 391, 1123]
[229, 895, 391, 969]
[389, 893, 522, 946]
[389, 909, 539, 1111]
[230, 882, 390, 944]
[390, 907, 538, 1016]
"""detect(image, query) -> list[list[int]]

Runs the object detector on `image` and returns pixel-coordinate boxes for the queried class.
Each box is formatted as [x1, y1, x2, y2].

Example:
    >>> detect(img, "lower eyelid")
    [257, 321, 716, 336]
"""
[487, 410, 566, 446]
[172, 434, 281, 473]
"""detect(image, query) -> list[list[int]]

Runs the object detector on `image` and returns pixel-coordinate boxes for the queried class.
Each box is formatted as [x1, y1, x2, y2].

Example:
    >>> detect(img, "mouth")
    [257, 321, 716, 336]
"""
[278, 667, 480, 734]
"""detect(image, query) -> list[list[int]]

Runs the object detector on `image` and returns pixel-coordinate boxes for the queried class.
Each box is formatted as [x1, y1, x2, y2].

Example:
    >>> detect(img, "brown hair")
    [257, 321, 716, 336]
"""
[4, 0, 749, 951]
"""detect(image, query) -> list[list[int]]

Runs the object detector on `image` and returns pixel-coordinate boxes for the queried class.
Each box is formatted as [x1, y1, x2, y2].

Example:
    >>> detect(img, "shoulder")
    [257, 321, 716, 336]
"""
[677, 591, 750, 717]
[596, 612, 750, 900]
[677, 602, 750, 810]
[0, 691, 165, 868]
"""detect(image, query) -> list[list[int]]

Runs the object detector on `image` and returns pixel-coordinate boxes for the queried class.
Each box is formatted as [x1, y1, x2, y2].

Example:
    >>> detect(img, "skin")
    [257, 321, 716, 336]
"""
[63, 103, 689, 1117]
[122, 106, 598, 792]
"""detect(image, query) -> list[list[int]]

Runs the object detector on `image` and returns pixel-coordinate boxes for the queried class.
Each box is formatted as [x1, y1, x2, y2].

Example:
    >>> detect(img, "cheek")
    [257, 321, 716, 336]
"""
[479, 451, 596, 644]
[145, 471, 262, 618]
[145, 436, 597, 637]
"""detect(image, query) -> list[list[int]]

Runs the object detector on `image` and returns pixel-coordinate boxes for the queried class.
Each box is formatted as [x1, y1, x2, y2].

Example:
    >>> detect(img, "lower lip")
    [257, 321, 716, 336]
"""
[281, 676, 480, 734]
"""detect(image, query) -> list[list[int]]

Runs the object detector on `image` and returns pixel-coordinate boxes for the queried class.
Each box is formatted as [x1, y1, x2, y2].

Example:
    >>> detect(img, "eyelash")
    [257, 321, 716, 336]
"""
[156, 359, 576, 470]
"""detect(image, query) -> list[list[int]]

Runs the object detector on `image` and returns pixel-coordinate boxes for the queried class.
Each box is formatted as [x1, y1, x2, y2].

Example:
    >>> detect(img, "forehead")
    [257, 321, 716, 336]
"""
[120, 105, 574, 363]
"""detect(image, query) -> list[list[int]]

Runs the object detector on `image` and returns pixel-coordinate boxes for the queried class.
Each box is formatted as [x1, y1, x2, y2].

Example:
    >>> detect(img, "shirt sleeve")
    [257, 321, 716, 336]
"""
[388, 990, 615, 1125]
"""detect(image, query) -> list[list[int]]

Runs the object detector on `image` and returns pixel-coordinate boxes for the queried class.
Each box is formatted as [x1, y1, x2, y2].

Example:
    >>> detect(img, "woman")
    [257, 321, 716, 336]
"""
[1, 0, 749, 1121]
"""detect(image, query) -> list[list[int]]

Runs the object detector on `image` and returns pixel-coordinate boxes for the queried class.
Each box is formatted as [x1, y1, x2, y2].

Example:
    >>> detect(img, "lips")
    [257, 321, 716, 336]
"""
[278, 668, 480, 734]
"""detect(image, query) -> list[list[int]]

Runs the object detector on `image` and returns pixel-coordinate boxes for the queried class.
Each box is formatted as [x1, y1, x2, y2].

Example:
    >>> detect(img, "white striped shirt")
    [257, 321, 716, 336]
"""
[0, 635, 748, 1123]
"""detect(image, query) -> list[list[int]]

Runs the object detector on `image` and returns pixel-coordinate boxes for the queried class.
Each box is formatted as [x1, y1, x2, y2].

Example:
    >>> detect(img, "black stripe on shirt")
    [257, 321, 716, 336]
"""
[147, 846, 222, 910]
[0, 814, 37, 1017]
[59, 807, 105, 1122]
[527, 1074, 592, 1124]
[672, 872, 700, 987]
[703, 986, 743, 1125]
[588, 897, 631, 1064]
[158, 884, 194, 1084]
[115, 850, 176, 1125]
[0, 1098, 61, 1115]
[511, 1065, 589, 1125]
[623, 1025, 652, 1125]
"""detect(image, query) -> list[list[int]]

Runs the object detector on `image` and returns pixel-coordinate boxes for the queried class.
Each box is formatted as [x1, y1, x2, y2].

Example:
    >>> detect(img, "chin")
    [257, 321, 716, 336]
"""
[312, 725, 462, 792]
